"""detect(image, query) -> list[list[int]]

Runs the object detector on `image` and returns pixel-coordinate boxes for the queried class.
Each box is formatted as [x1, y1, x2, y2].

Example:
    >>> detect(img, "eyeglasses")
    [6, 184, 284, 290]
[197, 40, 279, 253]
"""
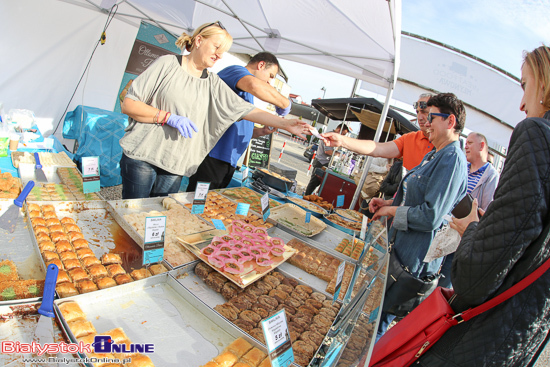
[413, 101, 427, 110]
[427, 113, 450, 123]
[197, 21, 226, 34]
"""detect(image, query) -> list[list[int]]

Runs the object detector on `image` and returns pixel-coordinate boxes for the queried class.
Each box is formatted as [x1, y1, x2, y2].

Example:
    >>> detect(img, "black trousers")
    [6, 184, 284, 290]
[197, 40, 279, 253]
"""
[186, 155, 236, 192]
[304, 159, 327, 196]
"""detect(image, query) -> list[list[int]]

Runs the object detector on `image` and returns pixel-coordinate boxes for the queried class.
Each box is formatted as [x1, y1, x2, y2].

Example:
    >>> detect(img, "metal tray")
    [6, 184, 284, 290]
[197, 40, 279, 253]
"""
[172, 263, 341, 365]
[286, 197, 328, 218]
[106, 197, 214, 249]
[218, 186, 282, 214]
[54, 271, 267, 367]
[334, 208, 364, 223]
[269, 203, 327, 237]
[25, 200, 147, 274]
[252, 168, 291, 192]
[170, 191, 278, 229]
[323, 213, 361, 236]
[0, 201, 46, 305]
[0, 302, 80, 367]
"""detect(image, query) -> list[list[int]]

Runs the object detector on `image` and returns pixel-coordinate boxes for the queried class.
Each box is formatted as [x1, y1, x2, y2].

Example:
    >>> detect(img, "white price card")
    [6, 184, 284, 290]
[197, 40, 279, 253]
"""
[242, 167, 249, 185]
[333, 261, 346, 302]
[143, 216, 166, 265]
[81, 156, 100, 193]
[261, 309, 294, 367]
[261, 192, 270, 222]
[236, 203, 250, 216]
[192, 182, 210, 214]
[360, 214, 368, 240]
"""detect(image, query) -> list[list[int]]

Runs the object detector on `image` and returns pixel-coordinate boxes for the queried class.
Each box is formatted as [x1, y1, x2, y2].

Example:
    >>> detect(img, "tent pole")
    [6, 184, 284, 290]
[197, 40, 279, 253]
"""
[350, 83, 395, 210]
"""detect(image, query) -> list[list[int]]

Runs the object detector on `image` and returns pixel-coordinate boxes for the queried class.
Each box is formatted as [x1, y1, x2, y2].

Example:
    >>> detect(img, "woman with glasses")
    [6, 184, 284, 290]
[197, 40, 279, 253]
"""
[324, 93, 468, 340]
[119, 22, 311, 199]
[416, 45, 550, 367]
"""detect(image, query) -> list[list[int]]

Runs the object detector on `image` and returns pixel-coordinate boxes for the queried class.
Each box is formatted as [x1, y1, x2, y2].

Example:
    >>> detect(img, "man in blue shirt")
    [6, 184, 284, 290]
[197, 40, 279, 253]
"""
[186, 52, 291, 191]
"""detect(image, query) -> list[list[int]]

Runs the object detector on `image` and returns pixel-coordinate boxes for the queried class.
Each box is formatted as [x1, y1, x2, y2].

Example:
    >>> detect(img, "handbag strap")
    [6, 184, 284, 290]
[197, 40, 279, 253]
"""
[454, 255, 550, 323]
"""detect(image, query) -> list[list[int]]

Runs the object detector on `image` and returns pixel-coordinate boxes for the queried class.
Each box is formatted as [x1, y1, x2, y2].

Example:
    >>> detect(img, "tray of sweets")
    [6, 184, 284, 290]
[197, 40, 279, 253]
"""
[25, 201, 169, 299]
[170, 191, 276, 230]
[287, 196, 328, 218]
[334, 208, 365, 223]
[22, 167, 101, 201]
[252, 168, 292, 192]
[323, 213, 362, 236]
[178, 220, 296, 288]
[0, 201, 46, 305]
[54, 271, 266, 367]
[269, 203, 327, 237]
[0, 171, 22, 199]
[219, 186, 281, 214]
[11, 151, 76, 169]
[174, 263, 342, 367]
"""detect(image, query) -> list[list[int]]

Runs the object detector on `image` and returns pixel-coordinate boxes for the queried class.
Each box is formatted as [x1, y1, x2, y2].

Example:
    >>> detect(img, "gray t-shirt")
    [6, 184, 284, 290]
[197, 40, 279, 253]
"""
[120, 55, 256, 176]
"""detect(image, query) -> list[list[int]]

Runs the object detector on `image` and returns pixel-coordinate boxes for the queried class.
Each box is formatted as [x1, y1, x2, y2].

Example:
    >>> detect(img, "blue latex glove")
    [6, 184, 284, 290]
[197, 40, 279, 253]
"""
[166, 114, 198, 138]
[275, 99, 291, 116]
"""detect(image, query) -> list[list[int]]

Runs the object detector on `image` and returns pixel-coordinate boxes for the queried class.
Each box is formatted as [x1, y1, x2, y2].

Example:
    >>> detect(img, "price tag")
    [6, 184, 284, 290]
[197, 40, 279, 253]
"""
[261, 309, 294, 367]
[333, 261, 346, 303]
[81, 156, 100, 193]
[305, 212, 311, 224]
[191, 182, 210, 214]
[360, 214, 368, 240]
[336, 195, 345, 208]
[211, 219, 226, 231]
[261, 192, 270, 222]
[242, 167, 249, 186]
[143, 216, 166, 266]
[236, 203, 250, 216]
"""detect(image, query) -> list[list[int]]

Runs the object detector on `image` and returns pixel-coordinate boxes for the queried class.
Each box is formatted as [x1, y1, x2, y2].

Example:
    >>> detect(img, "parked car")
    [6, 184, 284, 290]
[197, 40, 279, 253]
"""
[303, 143, 318, 160]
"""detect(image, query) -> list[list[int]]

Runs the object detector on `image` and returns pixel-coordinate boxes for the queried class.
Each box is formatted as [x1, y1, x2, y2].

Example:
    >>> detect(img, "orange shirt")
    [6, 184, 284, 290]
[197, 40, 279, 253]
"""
[393, 130, 434, 170]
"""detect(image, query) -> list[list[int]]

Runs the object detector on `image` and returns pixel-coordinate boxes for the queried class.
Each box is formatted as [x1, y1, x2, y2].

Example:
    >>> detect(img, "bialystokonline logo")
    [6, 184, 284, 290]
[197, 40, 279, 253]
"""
[1, 335, 154, 356]
[92, 335, 154, 354]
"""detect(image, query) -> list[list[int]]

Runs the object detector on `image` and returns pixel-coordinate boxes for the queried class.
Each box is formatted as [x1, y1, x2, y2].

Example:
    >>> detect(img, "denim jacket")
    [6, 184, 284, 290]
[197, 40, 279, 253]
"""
[390, 140, 467, 278]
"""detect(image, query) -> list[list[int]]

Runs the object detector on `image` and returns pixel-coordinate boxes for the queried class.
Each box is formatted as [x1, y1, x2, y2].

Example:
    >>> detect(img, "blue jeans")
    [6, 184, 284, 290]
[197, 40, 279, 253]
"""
[437, 254, 454, 289]
[120, 154, 182, 199]
[375, 311, 396, 343]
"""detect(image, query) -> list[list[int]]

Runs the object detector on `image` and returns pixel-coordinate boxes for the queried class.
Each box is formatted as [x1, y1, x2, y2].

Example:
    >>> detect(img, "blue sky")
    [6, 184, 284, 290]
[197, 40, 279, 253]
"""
[279, 0, 550, 105]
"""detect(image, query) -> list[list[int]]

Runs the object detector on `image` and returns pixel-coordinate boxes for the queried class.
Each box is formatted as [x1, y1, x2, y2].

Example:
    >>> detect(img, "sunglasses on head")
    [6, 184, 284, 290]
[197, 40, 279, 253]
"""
[427, 112, 450, 123]
[413, 101, 428, 110]
[198, 21, 226, 33]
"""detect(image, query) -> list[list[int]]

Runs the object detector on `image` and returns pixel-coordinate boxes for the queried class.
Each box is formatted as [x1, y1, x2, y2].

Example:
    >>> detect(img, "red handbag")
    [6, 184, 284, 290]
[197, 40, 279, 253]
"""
[368, 255, 550, 367]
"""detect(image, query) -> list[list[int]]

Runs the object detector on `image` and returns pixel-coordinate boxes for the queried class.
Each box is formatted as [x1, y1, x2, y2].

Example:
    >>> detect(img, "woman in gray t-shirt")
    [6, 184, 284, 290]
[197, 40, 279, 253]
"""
[120, 22, 311, 199]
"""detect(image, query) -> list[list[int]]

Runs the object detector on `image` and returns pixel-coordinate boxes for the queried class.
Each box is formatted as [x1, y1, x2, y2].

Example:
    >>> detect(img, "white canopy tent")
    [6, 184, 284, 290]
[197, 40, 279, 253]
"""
[359, 33, 524, 150]
[1, 0, 402, 207]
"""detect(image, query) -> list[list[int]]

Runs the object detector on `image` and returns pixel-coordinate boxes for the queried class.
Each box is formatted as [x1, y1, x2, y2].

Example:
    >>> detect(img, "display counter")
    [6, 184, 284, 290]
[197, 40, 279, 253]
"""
[1, 172, 388, 366]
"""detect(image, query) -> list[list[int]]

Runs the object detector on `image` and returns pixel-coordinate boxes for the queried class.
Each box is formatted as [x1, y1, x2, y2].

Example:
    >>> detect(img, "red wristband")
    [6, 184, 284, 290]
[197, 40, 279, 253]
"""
[161, 112, 170, 126]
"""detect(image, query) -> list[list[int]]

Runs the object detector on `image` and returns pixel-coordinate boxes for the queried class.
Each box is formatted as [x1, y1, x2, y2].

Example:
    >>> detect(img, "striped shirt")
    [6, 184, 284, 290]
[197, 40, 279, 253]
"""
[467, 162, 489, 194]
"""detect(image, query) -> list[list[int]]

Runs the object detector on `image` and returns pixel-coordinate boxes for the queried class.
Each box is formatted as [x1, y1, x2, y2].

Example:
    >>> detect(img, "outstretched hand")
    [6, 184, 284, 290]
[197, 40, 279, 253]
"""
[450, 198, 480, 236]
[166, 114, 199, 138]
[322, 132, 345, 148]
[285, 119, 313, 140]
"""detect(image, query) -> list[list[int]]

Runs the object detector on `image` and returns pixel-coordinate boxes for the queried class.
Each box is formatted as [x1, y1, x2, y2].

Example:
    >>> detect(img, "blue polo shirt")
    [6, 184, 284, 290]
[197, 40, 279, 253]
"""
[208, 65, 255, 166]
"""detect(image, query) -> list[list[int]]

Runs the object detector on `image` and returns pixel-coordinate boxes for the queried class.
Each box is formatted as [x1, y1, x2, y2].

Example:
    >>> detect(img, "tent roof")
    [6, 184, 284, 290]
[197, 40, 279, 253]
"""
[311, 97, 418, 134]
[93, 0, 402, 89]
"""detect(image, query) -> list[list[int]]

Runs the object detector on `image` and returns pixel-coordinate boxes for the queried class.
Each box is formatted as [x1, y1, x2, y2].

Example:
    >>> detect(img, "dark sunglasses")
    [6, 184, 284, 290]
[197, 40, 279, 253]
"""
[427, 112, 450, 123]
[198, 21, 226, 33]
[413, 101, 427, 110]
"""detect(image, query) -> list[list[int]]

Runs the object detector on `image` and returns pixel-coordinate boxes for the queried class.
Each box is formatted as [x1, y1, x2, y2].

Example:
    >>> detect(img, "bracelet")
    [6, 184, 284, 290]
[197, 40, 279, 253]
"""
[161, 112, 170, 126]
[154, 110, 161, 124]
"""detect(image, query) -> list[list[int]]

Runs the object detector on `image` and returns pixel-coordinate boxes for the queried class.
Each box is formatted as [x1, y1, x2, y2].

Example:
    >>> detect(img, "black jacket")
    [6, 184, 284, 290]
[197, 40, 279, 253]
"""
[418, 112, 550, 366]
[379, 159, 403, 199]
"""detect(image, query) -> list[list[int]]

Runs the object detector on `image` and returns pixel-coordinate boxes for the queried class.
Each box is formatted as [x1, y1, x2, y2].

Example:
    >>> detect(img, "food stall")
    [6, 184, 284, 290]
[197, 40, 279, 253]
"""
[1, 149, 389, 366]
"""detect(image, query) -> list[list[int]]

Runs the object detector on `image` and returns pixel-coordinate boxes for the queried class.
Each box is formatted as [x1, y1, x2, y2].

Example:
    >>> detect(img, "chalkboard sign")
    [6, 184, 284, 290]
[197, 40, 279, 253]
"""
[248, 134, 272, 169]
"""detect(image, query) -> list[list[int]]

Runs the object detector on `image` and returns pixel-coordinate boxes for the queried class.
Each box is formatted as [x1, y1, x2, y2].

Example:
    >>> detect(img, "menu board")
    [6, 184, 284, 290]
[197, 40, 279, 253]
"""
[248, 134, 272, 169]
